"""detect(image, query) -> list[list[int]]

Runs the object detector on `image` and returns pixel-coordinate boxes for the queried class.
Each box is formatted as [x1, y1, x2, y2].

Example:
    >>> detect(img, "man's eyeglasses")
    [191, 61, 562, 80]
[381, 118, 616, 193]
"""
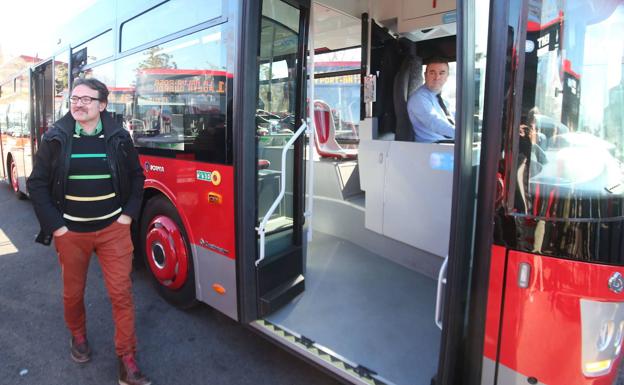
[69, 96, 101, 105]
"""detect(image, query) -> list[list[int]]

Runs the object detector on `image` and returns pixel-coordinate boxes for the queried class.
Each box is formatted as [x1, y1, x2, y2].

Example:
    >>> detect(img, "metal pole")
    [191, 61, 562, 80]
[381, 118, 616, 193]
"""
[306, 4, 316, 243]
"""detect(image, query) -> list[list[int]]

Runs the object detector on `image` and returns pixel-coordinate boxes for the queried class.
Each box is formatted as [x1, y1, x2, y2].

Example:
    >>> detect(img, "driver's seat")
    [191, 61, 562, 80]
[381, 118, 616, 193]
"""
[394, 38, 423, 142]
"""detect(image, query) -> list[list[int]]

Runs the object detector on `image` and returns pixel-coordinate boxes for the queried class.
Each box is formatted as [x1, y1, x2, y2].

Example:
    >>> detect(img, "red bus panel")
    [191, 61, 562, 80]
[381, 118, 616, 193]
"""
[498, 250, 624, 384]
[141, 155, 236, 259]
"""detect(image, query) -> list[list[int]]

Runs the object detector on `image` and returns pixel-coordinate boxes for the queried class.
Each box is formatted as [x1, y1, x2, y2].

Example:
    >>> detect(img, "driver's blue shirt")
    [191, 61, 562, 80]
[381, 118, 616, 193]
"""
[407, 85, 455, 143]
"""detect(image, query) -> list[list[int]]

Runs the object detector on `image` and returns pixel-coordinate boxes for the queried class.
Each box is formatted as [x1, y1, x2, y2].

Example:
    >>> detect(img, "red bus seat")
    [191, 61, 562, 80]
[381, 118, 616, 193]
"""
[258, 159, 271, 169]
[313, 100, 358, 160]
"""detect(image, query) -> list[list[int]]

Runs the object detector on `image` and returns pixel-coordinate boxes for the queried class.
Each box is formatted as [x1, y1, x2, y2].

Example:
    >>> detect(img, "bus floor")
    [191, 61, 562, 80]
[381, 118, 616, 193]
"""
[264, 231, 441, 385]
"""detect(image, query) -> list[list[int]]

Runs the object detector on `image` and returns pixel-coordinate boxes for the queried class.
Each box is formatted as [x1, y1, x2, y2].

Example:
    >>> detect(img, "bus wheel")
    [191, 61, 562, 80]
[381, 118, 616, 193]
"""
[9, 158, 25, 199]
[141, 196, 197, 309]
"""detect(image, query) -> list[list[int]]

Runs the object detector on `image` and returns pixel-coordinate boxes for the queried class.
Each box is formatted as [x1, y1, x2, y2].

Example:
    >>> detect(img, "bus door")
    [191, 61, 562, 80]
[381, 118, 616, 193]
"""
[31, 60, 54, 156]
[0, 82, 6, 183]
[237, 0, 310, 321]
[482, 1, 624, 384]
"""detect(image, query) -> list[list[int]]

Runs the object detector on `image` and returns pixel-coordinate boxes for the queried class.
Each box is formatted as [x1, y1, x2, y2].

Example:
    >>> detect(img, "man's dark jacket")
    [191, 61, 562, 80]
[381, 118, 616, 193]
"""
[27, 111, 145, 245]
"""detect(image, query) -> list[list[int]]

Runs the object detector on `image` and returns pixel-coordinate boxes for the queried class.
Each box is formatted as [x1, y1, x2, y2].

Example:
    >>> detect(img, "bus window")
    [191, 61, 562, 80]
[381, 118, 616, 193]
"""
[313, 48, 361, 143]
[312, 6, 362, 143]
[82, 61, 115, 88]
[120, 0, 223, 53]
[509, 1, 624, 222]
[72, 30, 113, 66]
[114, 25, 229, 164]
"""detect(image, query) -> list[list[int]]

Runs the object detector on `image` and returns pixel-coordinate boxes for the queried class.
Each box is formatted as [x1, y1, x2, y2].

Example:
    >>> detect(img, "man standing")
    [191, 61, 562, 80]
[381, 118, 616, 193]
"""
[27, 78, 150, 385]
[407, 57, 455, 142]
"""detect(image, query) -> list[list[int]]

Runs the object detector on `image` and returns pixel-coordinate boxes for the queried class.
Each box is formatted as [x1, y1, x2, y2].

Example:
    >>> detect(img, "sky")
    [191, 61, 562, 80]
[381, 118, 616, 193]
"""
[0, 0, 96, 60]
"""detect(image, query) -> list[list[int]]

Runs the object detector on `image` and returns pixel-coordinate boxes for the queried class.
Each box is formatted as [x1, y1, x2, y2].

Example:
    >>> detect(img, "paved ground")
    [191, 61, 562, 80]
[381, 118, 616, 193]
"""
[0, 182, 340, 385]
[2, 180, 624, 385]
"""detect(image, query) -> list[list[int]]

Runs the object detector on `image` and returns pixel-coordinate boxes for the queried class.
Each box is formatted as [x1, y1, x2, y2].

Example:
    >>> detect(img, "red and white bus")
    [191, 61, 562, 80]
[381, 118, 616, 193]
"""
[2, 0, 624, 384]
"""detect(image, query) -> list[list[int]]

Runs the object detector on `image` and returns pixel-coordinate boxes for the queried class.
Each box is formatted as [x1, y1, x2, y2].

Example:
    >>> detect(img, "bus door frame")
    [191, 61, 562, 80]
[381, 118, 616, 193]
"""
[235, 0, 311, 324]
[435, 0, 514, 383]
[30, 59, 54, 156]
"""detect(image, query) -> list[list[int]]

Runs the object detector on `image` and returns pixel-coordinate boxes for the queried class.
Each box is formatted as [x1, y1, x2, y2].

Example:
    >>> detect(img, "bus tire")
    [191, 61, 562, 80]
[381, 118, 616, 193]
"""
[8, 157, 26, 199]
[140, 195, 197, 309]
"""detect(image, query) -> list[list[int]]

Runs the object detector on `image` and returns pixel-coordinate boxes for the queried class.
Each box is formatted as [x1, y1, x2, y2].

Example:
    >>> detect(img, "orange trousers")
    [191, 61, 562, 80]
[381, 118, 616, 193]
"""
[54, 220, 136, 356]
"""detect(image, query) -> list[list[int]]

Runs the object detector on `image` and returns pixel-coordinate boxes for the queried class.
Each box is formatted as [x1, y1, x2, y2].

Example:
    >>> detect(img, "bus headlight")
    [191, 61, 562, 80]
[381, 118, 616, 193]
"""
[596, 320, 614, 352]
[614, 321, 624, 356]
[584, 359, 612, 375]
[581, 299, 624, 377]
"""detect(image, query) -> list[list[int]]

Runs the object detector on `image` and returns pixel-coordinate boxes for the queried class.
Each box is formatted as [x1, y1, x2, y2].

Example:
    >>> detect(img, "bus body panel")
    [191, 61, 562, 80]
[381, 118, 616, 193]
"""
[484, 245, 507, 360]
[498, 250, 624, 385]
[481, 245, 509, 385]
[141, 154, 238, 319]
[193, 242, 238, 320]
[140, 155, 236, 259]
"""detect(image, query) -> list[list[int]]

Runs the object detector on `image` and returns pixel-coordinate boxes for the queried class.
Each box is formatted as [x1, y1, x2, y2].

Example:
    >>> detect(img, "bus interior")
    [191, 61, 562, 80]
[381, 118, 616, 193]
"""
[256, 1, 464, 383]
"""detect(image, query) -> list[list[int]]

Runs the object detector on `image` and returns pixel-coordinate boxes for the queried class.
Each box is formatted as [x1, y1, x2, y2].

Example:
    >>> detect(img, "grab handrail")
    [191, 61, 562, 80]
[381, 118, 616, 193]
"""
[435, 255, 449, 330]
[256, 120, 309, 267]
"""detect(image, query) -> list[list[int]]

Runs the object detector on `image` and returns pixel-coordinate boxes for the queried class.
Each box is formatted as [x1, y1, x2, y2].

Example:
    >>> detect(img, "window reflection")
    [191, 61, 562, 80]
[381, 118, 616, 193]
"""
[513, 1, 624, 220]
[111, 26, 229, 163]
[54, 52, 70, 120]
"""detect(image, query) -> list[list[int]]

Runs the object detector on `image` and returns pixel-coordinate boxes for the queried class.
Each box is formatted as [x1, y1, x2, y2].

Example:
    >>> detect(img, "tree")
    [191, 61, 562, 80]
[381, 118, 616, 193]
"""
[55, 63, 68, 95]
[137, 46, 177, 70]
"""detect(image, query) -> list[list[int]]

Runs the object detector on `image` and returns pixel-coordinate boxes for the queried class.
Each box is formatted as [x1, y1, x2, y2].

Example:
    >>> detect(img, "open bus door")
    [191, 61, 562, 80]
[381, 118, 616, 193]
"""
[236, 0, 310, 322]
[436, 1, 624, 384]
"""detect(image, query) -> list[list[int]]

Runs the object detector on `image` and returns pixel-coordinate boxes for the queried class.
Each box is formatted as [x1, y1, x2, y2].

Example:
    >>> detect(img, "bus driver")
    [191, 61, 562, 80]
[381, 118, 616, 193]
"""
[407, 57, 455, 143]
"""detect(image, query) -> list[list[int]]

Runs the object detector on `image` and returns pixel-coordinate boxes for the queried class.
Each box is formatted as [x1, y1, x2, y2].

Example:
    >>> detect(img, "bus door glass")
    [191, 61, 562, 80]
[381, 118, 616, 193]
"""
[254, 0, 308, 316]
[256, 0, 302, 239]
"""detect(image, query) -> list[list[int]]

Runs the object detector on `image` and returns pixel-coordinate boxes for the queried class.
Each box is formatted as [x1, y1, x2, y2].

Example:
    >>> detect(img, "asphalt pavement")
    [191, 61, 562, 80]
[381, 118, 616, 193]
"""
[3, 180, 624, 385]
[0, 182, 339, 385]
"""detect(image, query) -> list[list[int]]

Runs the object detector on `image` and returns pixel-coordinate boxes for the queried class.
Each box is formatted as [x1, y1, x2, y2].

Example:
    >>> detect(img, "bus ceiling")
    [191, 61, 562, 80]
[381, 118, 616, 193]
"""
[370, 21, 456, 62]
[312, 0, 457, 59]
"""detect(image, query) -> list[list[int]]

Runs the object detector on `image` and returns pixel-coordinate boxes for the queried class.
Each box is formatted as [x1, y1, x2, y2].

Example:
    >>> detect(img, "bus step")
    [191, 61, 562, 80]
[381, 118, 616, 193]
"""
[258, 274, 305, 317]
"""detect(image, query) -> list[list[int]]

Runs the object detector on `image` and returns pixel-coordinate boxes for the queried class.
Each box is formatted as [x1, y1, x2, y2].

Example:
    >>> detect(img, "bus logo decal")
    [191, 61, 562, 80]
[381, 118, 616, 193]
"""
[196, 170, 222, 186]
[144, 162, 165, 173]
[200, 238, 228, 255]
[608, 272, 624, 294]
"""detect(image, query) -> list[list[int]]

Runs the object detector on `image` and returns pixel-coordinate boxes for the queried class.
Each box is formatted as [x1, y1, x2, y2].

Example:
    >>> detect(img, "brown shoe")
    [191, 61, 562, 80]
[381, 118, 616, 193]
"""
[118, 354, 151, 385]
[70, 335, 91, 363]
